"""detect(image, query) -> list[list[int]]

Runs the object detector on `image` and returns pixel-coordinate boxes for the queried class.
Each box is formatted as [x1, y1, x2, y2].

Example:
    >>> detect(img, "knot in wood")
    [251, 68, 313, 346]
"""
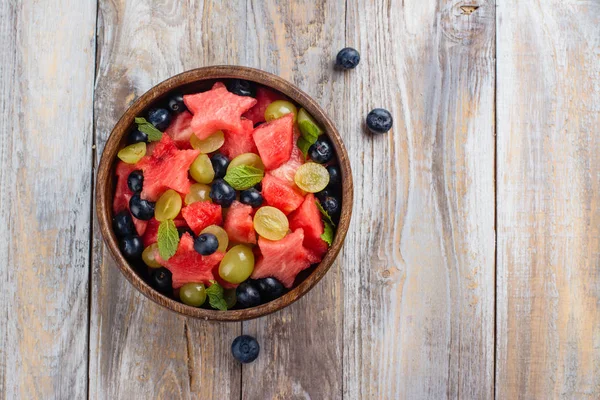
[440, 1, 492, 45]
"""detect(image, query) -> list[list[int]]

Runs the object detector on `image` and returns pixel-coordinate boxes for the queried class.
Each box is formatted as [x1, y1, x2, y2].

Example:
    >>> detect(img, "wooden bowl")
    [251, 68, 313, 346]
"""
[96, 66, 353, 321]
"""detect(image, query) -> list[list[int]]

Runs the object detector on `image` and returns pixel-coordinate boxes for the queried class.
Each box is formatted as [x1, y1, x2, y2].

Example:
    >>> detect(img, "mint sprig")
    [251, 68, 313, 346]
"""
[321, 221, 334, 246]
[157, 219, 179, 260]
[135, 117, 163, 142]
[316, 200, 335, 227]
[297, 136, 311, 158]
[205, 281, 228, 311]
[224, 165, 264, 190]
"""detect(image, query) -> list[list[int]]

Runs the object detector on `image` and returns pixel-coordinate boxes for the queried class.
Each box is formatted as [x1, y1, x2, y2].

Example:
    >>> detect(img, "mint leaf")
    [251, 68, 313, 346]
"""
[321, 221, 334, 246]
[297, 136, 311, 158]
[135, 117, 163, 142]
[297, 108, 323, 145]
[316, 200, 335, 227]
[205, 281, 228, 311]
[157, 219, 179, 260]
[224, 165, 264, 190]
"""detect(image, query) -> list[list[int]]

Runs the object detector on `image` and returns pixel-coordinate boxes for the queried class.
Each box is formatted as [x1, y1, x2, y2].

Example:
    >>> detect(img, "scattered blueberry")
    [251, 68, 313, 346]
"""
[231, 335, 260, 363]
[119, 235, 143, 260]
[112, 211, 135, 238]
[366, 108, 393, 134]
[321, 196, 340, 216]
[336, 47, 360, 70]
[227, 79, 256, 97]
[128, 129, 148, 144]
[127, 170, 144, 193]
[256, 277, 284, 302]
[149, 267, 173, 294]
[147, 108, 171, 131]
[210, 179, 236, 207]
[194, 233, 219, 255]
[308, 138, 334, 164]
[168, 93, 186, 114]
[211, 153, 230, 179]
[326, 165, 341, 187]
[177, 226, 194, 238]
[240, 188, 263, 208]
[236, 281, 261, 308]
[129, 194, 155, 220]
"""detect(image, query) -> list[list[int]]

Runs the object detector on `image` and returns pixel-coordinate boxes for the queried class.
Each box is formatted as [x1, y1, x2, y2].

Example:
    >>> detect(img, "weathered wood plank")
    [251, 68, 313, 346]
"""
[241, 1, 346, 399]
[89, 1, 249, 398]
[496, 1, 600, 398]
[0, 0, 96, 398]
[342, 1, 496, 398]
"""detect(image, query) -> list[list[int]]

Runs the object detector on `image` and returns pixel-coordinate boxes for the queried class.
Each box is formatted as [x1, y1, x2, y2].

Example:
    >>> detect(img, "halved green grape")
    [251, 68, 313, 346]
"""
[294, 162, 330, 193]
[253, 206, 289, 241]
[142, 243, 162, 268]
[155, 189, 183, 221]
[264, 100, 298, 122]
[190, 154, 215, 184]
[117, 142, 146, 164]
[297, 108, 323, 142]
[200, 225, 229, 253]
[219, 245, 255, 284]
[185, 183, 212, 205]
[179, 282, 207, 307]
[227, 153, 265, 172]
[190, 130, 225, 153]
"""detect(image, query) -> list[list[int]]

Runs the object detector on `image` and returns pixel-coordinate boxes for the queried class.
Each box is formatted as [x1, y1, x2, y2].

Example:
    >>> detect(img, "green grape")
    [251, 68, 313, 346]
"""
[253, 206, 289, 241]
[155, 189, 182, 221]
[142, 243, 162, 268]
[224, 288, 237, 308]
[297, 108, 323, 140]
[294, 162, 330, 193]
[117, 142, 146, 164]
[219, 245, 255, 284]
[190, 130, 225, 153]
[200, 225, 229, 253]
[227, 153, 265, 172]
[179, 282, 207, 307]
[264, 100, 298, 122]
[190, 154, 215, 184]
[185, 183, 212, 205]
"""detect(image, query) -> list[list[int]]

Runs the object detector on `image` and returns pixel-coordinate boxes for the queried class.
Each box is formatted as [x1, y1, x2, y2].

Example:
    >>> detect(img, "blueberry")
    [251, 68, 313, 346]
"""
[210, 153, 230, 179]
[236, 281, 261, 308]
[315, 189, 331, 203]
[366, 108, 393, 134]
[308, 138, 334, 164]
[253, 182, 262, 192]
[326, 165, 340, 187]
[168, 93, 186, 114]
[256, 277, 284, 302]
[128, 129, 148, 144]
[227, 79, 256, 97]
[112, 211, 135, 238]
[231, 335, 260, 363]
[335, 47, 360, 70]
[210, 179, 236, 207]
[239, 188, 263, 208]
[194, 233, 219, 255]
[119, 235, 143, 260]
[129, 194, 155, 220]
[147, 108, 171, 131]
[321, 196, 340, 216]
[177, 226, 194, 238]
[127, 170, 144, 193]
[149, 267, 172, 294]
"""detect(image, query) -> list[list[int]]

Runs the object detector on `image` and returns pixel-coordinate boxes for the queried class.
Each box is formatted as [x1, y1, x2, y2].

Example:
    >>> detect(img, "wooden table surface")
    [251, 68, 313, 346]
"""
[1, 0, 598, 399]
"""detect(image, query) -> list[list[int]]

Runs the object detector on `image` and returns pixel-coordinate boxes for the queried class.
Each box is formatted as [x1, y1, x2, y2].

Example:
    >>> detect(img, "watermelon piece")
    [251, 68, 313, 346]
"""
[142, 217, 187, 247]
[242, 86, 286, 125]
[113, 161, 137, 213]
[159, 233, 224, 289]
[253, 113, 294, 170]
[269, 127, 304, 187]
[165, 111, 194, 149]
[288, 194, 328, 263]
[251, 229, 311, 288]
[181, 201, 223, 235]
[123, 193, 148, 236]
[220, 118, 258, 159]
[224, 201, 256, 244]
[136, 135, 200, 201]
[183, 82, 257, 140]
[261, 173, 304, 215]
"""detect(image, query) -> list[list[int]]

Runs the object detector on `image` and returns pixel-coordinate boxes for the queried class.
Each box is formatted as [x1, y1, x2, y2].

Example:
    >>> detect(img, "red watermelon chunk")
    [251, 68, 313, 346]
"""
[269, 127, 304, 187]
[142, 217, 187, 247]
[224, 201, 256, 244]
[183, 82, 257, 140]
[220, 118, 258, 159]
[262, 173, 304, 215]
[242, 86, 286, 125]
[123, 193, 148, 236]
[251, 229, 311, 288]
[165, 111, 194, 149]
[181, 201, 223, 235]
[136, 135, 200, 201]
[288, 194, 328, 263]
[252, 114, 294, 170]
[159, 233, 224, 288]
[113, 161, 137, 213]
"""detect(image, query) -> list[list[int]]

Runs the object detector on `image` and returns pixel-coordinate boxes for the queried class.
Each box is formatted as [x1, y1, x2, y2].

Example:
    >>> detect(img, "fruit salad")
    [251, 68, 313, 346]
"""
[112, 79, 342, 310]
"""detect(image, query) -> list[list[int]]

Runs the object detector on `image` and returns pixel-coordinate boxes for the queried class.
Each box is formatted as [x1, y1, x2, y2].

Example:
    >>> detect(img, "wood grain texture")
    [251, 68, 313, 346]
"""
[241, 1, 346, 399]
[0, 0, 96, 398]
[342, 1, 495, 399]
[496, 1, 600, 398]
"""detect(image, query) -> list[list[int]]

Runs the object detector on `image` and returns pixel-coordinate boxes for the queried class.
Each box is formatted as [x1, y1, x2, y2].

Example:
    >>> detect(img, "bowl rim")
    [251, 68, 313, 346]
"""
[96, 65, 353, 321]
